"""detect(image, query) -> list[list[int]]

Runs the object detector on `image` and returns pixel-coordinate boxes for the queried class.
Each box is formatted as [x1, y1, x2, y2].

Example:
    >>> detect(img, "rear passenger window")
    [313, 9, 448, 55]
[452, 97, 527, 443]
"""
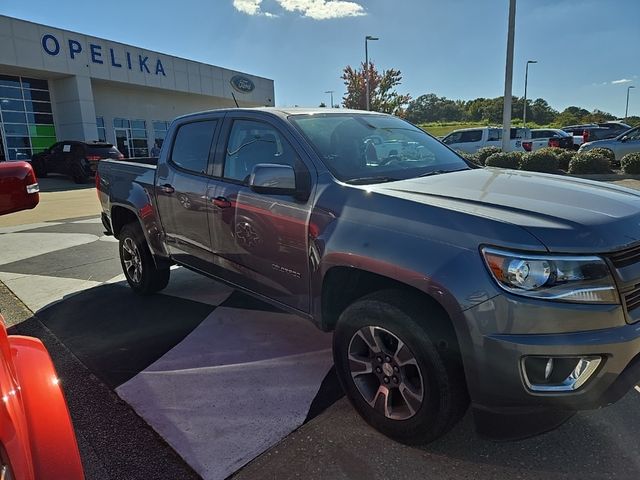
[170, 121, 217, 174]
[460, 130, 482, 143]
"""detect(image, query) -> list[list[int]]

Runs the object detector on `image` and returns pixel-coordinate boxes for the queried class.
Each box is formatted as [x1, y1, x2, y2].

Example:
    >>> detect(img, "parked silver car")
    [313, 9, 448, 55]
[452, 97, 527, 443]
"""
[579, 126, 640, 161]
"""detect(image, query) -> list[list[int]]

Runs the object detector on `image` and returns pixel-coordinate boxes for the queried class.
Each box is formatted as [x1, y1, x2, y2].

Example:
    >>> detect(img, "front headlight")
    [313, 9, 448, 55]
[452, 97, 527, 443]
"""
[481, 247, 618, 304]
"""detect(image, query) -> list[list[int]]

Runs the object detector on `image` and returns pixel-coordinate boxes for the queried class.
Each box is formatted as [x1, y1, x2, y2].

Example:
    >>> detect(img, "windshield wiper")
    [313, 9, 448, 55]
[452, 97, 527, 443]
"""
[418, 168, 468, 178]
[346, 176, 402, 185]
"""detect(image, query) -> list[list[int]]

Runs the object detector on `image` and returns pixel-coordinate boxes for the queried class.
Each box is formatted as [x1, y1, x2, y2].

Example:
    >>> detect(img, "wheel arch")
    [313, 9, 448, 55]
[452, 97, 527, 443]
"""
[110, 204, 170, 269]
[319, 266, 462, 355]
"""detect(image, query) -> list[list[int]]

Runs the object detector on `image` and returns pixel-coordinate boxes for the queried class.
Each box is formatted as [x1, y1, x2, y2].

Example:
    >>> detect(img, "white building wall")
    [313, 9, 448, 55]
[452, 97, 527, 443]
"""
[0, 15, 275, 153]
[91, 81, 239, 149]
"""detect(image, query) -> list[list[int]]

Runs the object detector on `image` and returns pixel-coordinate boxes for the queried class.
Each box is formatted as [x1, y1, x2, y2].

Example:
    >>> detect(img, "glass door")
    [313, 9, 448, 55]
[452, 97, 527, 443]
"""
[114, 128, 131, 158]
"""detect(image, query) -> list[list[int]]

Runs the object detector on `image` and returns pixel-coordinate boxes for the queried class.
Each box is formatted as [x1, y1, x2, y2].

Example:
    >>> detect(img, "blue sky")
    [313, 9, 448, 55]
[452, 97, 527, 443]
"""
[2, 0, 638, 117]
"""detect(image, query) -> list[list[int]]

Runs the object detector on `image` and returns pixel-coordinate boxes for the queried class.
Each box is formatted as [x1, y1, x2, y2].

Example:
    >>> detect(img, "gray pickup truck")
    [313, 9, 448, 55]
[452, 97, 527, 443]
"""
[98, 108, 640, 444]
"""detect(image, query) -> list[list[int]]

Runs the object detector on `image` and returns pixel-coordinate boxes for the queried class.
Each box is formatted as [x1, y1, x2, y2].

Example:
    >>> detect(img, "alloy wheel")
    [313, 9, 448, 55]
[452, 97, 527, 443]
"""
[348, 326, 425, 420]
[122, 237, 143, 284]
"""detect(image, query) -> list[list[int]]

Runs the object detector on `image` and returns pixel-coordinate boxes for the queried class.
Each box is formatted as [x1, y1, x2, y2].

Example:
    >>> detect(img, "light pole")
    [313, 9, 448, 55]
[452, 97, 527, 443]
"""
[365, 35, 379, 111]
[325, 90, 334, 108]
[523, 60, 537, 127]
[501, 0, 517, 152]
[626, 85, 635, 120]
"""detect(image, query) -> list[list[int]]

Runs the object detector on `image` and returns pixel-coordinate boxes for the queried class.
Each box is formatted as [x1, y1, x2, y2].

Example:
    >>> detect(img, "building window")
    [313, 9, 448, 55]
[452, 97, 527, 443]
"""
[112, 117, 148, 158]
[96, 116, 106, 142]
[0, 74, 56, 161]
[152, 120, 169, 148]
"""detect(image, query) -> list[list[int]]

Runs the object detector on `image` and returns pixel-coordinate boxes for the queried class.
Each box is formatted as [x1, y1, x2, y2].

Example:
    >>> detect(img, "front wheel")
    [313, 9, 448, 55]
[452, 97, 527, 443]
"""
[32, 158, 48, 178]
[119, 223, 170, 294]
[333, 290, 469, 444]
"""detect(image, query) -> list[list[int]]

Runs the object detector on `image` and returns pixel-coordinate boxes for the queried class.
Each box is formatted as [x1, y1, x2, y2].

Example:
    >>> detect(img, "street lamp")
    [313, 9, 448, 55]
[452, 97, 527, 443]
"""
[501, 0, 517, 152]
[325, 90, 334, 108]
[523, 60, 537, 127]
[365, 35, 379, 111]
[626, 85, 635, 120]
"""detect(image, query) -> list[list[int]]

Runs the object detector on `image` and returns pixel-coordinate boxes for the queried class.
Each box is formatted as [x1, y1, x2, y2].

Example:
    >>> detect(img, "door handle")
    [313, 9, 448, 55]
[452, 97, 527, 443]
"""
[213, 196, 232, 209]
[160, 184, 175, 194]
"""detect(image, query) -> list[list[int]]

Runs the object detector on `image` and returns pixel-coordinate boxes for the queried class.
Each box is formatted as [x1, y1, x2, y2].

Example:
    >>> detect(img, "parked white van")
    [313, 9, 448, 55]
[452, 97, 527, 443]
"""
[441, 127, 531, 153]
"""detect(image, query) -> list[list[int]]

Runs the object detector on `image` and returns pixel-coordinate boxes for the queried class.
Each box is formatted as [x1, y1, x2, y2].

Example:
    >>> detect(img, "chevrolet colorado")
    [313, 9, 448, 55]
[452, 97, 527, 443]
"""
[97, 108, 640, 444]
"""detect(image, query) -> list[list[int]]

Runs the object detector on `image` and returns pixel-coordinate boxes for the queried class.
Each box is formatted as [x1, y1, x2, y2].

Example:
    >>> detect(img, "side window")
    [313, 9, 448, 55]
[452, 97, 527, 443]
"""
[487, 129, 501, 141]
[460, 130, 482, 143]
[170, 120, 217, 174]
[626, 128, 640, 141]
[223, 119, 297, 183]
[443, 132, 461, 145]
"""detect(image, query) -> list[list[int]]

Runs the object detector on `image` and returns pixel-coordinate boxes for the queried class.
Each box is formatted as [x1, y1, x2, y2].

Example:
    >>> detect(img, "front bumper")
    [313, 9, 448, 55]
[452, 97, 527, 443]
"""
[461, 294, 640, 413]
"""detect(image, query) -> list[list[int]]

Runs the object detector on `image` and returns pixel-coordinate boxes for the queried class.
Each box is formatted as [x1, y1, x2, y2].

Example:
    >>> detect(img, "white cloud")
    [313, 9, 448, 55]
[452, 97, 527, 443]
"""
[233, 0, 263, 15]
[278, 0, 366, 19]
[612, 78, 633, 84]
[233, 0, 366, 19]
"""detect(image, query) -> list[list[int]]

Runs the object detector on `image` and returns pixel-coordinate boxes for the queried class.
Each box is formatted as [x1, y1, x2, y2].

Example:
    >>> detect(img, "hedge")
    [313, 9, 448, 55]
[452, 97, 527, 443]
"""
[520, 149, 559, 173]
[621, 152, 640, 174]
[568, 151, 612, 174]
[485, 152, 521, 169]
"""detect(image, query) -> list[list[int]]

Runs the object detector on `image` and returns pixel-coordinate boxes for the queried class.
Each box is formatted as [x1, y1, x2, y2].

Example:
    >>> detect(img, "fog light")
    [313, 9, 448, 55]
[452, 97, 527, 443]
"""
[522, 356, 602, 392]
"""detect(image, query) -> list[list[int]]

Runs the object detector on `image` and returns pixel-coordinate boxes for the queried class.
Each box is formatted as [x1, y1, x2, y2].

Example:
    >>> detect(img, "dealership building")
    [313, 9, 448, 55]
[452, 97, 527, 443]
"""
[0, 15, 275, 161]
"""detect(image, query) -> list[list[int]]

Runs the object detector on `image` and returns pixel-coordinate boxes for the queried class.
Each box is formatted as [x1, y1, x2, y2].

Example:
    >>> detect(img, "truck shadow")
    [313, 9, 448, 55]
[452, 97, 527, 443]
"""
[37, 175, 95, 192]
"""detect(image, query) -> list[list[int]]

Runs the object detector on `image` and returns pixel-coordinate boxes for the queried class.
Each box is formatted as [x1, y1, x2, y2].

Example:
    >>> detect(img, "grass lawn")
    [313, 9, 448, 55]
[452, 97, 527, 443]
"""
[419, 121, 549, 137]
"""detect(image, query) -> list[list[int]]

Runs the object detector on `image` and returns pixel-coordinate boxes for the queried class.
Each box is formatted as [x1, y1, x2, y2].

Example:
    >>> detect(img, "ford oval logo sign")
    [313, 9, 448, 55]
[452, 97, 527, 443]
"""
[230, 75, 255, 94]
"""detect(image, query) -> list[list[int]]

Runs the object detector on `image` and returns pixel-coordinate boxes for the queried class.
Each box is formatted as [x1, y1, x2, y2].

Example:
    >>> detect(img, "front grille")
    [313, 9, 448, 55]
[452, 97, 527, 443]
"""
[608, 244, 640, 269]
[623, 286, 640, 313]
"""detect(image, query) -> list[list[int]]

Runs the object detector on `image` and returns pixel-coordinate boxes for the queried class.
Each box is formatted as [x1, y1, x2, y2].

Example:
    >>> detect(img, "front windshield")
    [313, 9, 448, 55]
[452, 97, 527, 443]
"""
[290, 113, 470, 184]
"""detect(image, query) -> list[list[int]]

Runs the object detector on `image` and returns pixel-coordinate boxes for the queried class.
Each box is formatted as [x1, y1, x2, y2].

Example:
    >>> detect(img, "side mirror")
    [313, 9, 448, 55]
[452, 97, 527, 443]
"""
[249, 164, 297, 196]
[620, 136, 628, 143]
[0, 162, 40, 216]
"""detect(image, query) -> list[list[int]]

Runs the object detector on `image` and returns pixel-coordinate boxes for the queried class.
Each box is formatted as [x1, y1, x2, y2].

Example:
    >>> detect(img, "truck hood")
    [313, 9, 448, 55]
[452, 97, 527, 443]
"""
[372, 168, 640, 253]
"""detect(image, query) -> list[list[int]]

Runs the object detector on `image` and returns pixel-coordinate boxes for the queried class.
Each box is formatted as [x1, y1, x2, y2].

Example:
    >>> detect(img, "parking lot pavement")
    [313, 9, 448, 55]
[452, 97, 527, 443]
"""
[0, 176, 100, 228]
[234, 392, 640, 480]
[0, 215, 336, 480]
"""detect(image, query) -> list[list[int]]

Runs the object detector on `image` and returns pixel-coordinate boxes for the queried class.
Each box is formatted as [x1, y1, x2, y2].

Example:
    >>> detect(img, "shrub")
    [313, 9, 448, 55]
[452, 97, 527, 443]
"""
[455, 150, 478, 164]
[568, 151, 612, 174]
[475, 146, 502, 166]
[588, 147, 616, 164]
[485, 152, 520, 169]
[519, 149, 559, 173]
[621, 152, 640, 174]
[555, 150, 576, 171]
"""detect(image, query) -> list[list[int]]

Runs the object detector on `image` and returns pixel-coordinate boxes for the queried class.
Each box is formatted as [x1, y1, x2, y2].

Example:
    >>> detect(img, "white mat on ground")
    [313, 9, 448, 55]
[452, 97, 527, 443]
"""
[117, 307, 333, 480]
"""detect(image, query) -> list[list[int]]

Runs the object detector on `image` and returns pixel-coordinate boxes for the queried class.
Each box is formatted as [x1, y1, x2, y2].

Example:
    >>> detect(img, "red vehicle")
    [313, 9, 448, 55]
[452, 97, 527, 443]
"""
[0, 162, 39, 216]
[0, 161, 84, 479]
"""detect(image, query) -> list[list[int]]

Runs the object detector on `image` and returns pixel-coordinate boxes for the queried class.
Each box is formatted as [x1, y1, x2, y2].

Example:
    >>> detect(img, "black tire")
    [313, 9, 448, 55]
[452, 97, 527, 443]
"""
[119, 222, 170, 294]
[333, 290, 469, 445]
[71, 164, 89, 183]
[32, 158, 48, 178]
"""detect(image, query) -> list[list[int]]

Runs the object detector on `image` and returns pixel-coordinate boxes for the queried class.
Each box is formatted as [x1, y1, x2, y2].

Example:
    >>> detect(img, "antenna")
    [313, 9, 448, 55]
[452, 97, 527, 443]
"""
[231, 92, 239, 108]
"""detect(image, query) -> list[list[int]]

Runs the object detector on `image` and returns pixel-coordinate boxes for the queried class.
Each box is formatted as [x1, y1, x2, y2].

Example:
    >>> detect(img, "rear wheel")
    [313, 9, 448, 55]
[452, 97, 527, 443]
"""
[333, 290, 469, 444]
[119, 223, 170, 294]
[71, 164, 89, 183]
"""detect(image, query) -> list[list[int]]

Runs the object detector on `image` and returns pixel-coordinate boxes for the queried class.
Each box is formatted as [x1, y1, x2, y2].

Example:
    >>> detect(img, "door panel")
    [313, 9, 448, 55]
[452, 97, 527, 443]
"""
[156, 119, 219, 271]
[208, 117, 314, 312]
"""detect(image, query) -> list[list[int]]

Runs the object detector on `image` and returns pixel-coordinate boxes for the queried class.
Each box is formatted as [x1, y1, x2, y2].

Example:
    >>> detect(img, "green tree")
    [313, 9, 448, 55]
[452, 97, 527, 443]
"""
[405, 94, 465, 123]
[341, 62, 411, 115]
